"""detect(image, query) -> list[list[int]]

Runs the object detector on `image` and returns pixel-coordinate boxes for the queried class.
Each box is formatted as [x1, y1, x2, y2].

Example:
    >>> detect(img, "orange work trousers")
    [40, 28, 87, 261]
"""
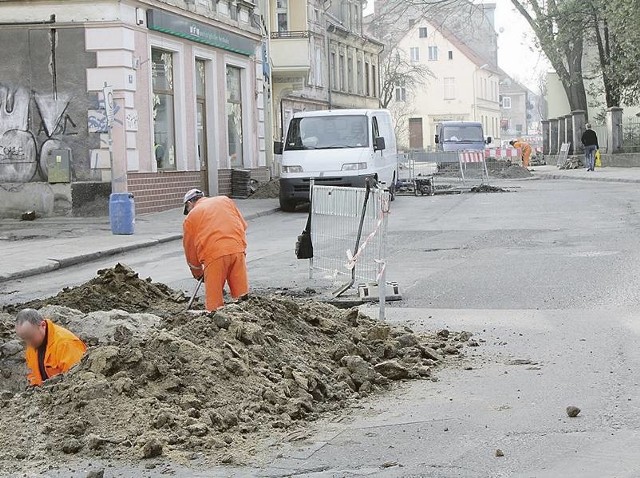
[203, 252, 249, 310]
[522, 150, 531, 168]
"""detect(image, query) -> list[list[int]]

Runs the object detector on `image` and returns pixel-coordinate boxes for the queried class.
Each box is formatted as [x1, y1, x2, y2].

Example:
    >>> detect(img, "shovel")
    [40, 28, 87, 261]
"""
[186, 277, 204, 310]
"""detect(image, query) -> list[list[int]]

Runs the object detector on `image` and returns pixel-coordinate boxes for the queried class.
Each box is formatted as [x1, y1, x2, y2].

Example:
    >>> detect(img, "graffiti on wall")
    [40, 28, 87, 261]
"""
[0, 83, 79, 183]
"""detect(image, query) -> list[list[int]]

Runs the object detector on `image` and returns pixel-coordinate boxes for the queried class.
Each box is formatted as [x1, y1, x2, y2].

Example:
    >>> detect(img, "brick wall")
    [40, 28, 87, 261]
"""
[218, 169, 232, 197]
[129, 167, 274, 215]
[128, 172, 202, 214]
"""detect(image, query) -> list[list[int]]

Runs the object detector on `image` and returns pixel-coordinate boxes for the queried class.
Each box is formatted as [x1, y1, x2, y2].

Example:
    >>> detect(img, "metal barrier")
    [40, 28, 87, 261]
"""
[310, 180, 390, 311]
[397, 150, 490, 194]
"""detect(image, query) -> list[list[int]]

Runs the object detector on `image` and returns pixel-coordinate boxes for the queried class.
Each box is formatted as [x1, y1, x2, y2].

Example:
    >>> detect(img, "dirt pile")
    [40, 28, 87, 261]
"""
[470, 185, 507, 193]
[0, 266, 475, 467]
[494, 165, 532, 179]
[8, 263, 187, 316]
[249, 179, 280, 199]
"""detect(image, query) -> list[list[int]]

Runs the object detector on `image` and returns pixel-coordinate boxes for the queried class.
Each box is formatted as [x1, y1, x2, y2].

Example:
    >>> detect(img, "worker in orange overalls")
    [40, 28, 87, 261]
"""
[182, 189, 249, 310]
[510, 139, 532, 168]
[15, 309, 87, 386]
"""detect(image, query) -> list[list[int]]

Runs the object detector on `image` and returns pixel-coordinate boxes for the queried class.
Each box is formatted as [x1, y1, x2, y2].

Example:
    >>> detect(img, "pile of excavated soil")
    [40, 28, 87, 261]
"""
[470, 184, 507, 193]
[249, 179, 280, 199]
[8, 263, 187, 316]
[0, 265, 476, 469]
[494, 165, 532, 179]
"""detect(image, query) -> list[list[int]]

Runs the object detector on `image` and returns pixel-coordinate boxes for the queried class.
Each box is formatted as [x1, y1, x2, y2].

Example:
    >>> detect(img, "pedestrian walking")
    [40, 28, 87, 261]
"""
[182, 189, 249, 311]
[581, 123, 599, 171]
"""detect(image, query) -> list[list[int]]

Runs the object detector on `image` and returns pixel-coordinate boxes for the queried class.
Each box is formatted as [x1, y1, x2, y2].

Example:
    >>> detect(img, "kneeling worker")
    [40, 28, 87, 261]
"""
[15, 309, 87, 386]
[182, 189, 249, 310]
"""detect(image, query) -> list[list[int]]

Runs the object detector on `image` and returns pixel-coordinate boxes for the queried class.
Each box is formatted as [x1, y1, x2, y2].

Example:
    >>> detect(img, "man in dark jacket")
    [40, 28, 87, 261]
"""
[581, 124, 599, 171]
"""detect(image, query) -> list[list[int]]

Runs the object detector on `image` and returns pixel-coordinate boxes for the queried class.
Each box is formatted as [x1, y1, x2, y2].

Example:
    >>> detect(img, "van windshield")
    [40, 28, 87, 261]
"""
[285, 115, 369, 150]
[442, 125, 484, 143]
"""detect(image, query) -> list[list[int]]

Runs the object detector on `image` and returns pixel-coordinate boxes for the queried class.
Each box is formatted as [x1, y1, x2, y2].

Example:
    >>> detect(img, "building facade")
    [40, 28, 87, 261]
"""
[370, 1, 501, 150]
[0, 0, 268, 217]
[383, 19, 501, 150]
[267, 0, 383, 145]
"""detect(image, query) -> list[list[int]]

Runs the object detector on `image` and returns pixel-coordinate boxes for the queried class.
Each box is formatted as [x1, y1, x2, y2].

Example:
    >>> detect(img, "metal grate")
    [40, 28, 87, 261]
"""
[310, 184, 386, 285]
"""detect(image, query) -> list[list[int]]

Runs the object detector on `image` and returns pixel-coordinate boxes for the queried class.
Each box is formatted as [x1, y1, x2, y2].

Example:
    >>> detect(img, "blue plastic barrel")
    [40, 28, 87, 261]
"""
[109, 193, 135, 235]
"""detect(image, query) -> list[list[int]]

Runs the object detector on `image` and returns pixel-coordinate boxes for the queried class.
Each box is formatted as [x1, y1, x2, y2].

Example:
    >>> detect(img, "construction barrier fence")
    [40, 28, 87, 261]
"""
[396, 150, 490, 194]
[310, 180, 389, 288]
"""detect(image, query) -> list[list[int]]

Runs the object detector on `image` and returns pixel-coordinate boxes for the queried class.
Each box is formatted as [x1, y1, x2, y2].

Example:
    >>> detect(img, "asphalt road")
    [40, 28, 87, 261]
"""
[4, 177, 640, 477]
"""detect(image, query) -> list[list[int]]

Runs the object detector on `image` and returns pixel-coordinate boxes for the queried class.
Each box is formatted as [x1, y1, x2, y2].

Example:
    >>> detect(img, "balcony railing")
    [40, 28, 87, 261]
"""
[270, 30, 310, 40]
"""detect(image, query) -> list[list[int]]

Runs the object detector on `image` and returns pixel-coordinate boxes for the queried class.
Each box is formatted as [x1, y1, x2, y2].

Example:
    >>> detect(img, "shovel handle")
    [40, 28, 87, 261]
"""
[187, 277, 204, 310]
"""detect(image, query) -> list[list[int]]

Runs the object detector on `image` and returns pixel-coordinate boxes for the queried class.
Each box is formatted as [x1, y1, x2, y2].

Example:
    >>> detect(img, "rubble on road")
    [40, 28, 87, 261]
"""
[494, 165, 533, 179]
[249, 179, 280, 199]
[0, 264, 477, 468]
[470, 185, 507, 193]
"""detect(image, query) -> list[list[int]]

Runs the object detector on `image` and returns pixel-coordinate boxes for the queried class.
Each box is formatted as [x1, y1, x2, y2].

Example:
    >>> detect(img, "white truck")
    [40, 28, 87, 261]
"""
[275, 109, 398, 212]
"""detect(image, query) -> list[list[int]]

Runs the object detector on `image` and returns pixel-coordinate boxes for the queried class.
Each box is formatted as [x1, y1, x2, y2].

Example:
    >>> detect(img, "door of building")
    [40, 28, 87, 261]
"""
[409, 117, 424, 150]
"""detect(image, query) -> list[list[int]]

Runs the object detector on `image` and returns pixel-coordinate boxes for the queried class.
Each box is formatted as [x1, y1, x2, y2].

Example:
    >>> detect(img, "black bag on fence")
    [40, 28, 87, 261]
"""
[295, 211, 313, 259]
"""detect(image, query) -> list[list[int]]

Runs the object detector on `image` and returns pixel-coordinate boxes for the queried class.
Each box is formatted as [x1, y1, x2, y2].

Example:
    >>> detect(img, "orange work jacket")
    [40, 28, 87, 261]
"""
[183, 196, 248, 276]
[513, 141, 532, 156]
[25, 320, 87, 386]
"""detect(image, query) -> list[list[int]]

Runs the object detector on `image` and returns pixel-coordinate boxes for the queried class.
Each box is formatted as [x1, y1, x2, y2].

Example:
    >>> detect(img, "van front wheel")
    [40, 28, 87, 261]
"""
[279, 197, 298, 212]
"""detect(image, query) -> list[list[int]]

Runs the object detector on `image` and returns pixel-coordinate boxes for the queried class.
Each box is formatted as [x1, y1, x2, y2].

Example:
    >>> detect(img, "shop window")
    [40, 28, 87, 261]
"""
[226, 66, 243, 168]
[195, 59, 208, 179]
[151, 48, 176, 170]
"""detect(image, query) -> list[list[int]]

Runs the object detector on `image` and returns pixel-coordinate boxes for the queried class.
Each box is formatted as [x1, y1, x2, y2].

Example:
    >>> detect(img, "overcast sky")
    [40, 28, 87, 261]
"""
[365, 0, 549, 92]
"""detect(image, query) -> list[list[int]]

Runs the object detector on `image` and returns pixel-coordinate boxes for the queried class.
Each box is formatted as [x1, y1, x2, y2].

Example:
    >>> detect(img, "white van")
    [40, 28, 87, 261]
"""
[275, 109, 398, 211]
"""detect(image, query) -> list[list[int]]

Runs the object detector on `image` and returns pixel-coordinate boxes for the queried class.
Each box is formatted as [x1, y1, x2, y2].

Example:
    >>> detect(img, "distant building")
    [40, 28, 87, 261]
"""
[499, 77, 543, 140]
[370, 1, 501, 150]
[266, 0, 383, 145]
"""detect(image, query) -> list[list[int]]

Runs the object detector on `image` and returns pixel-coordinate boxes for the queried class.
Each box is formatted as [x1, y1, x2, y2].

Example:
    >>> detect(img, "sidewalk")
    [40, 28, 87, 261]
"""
[0, 198, 279, 282]
[533, 164, 640, 183]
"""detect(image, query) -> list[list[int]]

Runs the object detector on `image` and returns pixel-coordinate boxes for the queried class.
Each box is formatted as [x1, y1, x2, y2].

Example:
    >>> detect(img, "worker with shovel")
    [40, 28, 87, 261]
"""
[182, 189, 249, 310]
[510, 139, 532, 169]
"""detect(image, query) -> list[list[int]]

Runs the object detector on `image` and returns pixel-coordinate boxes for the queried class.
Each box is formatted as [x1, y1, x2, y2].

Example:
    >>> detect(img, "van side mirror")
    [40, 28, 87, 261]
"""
[434, 135, 440, 144]
[274, 141, 283, 155]
[486, 137, 492, 145]
[374, 136, 386, 151]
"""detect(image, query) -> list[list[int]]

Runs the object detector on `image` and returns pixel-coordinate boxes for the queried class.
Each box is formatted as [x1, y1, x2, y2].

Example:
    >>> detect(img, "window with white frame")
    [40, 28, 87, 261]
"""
[419, 27, 428, 38]
[410, 47, 420, 62]
[226, 65, 244, 167]
[357, 58, 363, 94]
[347, 54, 354, 92]
[151, 48, 177, 170]
[443, 77, 455, 100]
[339, 53, 346, 91]
[502, 96, 512, 109]
[428, 46, 438, 61]
[315, 47, 323, 87]
[276, 0, 288, 32]
[448, 50, 453, 60]
[395, 86, 407, 102]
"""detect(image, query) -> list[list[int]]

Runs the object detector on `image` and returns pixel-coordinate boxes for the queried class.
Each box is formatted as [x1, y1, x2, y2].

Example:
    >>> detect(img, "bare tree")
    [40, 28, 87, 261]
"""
[378, 44, 431, 109]
[509, 0, 590, 115]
